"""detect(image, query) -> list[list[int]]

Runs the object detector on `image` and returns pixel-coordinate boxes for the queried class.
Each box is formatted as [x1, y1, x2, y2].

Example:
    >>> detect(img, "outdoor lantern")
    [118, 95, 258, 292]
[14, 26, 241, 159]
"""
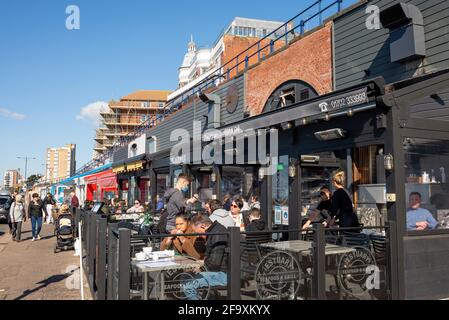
[384, 154, 394, 171]
[211, 172, 217, 182]
[288, 163, 297, 178]
[259, 168, 265, 180]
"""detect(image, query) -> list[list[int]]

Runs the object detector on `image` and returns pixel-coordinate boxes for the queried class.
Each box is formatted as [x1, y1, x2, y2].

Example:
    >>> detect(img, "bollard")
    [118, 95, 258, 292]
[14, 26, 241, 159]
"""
[227, 227, 241, 300]
[118, 228, 131, 300]
[312, 223, 326, 300]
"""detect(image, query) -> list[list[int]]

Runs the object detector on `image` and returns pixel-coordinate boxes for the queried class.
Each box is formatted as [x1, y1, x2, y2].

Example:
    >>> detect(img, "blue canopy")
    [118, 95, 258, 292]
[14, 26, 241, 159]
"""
[55, 163, 112, 186]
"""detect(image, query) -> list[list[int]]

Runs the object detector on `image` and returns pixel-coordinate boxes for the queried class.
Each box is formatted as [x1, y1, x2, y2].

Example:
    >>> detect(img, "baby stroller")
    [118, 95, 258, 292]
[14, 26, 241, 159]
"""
[54, 213, 75, 253]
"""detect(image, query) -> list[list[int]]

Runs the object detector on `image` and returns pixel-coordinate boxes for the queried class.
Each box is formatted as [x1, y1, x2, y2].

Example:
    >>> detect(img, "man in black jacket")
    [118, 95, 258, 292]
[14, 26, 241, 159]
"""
[182, 215, 228, 300]
[4, 192, 17, 234]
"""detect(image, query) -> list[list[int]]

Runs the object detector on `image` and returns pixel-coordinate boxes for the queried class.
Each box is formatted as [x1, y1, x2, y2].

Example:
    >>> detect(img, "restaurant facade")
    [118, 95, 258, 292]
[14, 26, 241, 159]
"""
[106, 0, 449, 299]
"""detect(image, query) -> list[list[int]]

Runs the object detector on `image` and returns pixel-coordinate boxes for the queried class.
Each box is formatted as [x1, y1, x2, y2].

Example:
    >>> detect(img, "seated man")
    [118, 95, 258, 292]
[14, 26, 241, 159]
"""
[182, 215, 228, 300]
[406, 192, 438, 231]
[205, 199, 235, 229]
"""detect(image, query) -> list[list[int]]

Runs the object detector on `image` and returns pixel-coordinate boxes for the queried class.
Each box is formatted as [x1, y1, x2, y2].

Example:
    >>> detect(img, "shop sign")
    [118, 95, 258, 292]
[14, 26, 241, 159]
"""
[317, 87, 369, 114]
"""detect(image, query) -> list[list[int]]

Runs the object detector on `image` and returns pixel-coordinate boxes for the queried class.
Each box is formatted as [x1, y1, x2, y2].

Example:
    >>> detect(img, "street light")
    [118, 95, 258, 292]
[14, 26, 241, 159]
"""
[17, 156, 36, 185]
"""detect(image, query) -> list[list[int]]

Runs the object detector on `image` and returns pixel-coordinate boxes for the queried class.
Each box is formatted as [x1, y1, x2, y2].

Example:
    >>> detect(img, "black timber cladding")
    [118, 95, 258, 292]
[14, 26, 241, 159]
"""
[333, 0, 449, 90]
[145, 75, 245, 154]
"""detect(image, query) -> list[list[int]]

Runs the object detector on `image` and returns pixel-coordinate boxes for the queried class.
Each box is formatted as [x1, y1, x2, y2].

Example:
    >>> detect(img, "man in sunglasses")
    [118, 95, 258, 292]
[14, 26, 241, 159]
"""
[302, 186, 334, 230]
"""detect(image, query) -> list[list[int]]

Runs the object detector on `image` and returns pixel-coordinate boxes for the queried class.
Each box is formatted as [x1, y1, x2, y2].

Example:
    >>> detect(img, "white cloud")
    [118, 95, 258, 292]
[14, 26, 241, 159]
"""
[0, 108, 26, 121]
[76, 101, 109, 126]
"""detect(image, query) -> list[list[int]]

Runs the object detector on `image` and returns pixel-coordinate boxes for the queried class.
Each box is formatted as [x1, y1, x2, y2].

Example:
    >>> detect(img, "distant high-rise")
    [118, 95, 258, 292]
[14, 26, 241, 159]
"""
[3, 169, 21, 191]
[46, 144, 76, 182]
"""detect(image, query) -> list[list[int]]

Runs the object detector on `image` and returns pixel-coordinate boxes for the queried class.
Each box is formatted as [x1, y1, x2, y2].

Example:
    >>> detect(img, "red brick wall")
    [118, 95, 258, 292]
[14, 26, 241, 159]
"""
[221, 35, 284, 80]
[246, 23, 333, 116]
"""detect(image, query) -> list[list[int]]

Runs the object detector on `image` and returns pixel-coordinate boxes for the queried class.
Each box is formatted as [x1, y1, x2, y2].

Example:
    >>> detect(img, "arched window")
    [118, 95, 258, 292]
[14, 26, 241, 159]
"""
[263, 80, 318, 113]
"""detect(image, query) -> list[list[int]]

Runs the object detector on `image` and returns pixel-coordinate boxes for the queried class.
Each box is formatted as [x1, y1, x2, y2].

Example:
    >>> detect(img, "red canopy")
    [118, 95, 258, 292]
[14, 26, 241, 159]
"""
[84, 169, 117, 188]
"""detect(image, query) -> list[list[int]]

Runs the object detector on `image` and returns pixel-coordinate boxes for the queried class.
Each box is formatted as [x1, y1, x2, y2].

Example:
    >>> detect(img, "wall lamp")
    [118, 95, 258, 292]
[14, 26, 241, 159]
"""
[281, 122, 293, 131]
[258, 168, 265, 180]
[384, 154, 394, 171]
[288, 162, 297, 178]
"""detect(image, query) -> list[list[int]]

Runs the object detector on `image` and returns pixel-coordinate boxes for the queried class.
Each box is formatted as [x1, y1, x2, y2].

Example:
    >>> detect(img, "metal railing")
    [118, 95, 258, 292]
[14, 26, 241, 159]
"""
[76, 208, 392, 301]
[76, 0, 345, 175]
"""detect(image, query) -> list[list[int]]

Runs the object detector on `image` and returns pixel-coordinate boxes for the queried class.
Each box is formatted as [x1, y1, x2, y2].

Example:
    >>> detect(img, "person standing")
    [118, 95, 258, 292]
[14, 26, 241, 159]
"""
[70, 192, 80, 215]
[164, 174, 198, 233]
[9, 194, 26, 242]
[42, 193, 56, 224]
[4, 192, 17, 235]
[330, 171, 360, 230]
[28, 193, 45, 241]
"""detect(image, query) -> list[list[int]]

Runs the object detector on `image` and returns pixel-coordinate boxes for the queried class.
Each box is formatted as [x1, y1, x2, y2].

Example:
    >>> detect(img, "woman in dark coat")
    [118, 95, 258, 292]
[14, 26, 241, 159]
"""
[330, 171, 360, 230]
[28, 193, 45, 241]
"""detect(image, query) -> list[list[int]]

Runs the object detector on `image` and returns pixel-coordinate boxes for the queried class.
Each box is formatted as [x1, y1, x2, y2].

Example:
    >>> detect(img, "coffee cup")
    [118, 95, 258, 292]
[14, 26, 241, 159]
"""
[143, 247, 153, 256]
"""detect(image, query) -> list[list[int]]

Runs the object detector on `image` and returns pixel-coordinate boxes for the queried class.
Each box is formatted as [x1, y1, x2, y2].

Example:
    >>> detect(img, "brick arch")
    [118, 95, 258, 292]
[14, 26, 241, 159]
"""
[262, 78, 319, 113]
[245, 23, 333, 116]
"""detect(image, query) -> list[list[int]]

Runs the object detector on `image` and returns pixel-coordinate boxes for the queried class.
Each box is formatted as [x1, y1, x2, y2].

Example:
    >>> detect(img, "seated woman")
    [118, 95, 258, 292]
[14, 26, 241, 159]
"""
[126, 199, 145, 214]
[160, 213, 204, 260]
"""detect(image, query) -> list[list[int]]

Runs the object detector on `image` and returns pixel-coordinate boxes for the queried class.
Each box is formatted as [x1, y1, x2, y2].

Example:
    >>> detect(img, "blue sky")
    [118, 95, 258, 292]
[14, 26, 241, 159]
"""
[0, 0, 357, 184]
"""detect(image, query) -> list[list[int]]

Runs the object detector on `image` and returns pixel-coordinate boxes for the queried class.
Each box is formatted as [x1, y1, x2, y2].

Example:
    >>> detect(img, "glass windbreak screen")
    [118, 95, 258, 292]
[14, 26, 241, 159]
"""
[221, 167, 244, 198]
[300, 167, 337, 224]
[156, 173, 169, 207]
[195, 171, 214, 204]
[404, 138, 449, 231]
[272, 156, 289, 226]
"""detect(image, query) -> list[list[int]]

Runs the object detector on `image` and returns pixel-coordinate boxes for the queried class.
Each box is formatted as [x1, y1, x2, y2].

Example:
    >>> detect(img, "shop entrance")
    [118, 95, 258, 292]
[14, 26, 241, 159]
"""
[298, 153, 344, 225]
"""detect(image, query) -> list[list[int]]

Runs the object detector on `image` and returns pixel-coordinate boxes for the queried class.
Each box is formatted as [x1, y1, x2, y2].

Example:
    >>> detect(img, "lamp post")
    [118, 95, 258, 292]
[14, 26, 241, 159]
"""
[17, 156, 36, 186]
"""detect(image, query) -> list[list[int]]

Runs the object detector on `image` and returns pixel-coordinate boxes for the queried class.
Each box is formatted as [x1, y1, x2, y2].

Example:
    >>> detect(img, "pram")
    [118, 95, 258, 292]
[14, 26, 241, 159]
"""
[54, 213, 75, 253]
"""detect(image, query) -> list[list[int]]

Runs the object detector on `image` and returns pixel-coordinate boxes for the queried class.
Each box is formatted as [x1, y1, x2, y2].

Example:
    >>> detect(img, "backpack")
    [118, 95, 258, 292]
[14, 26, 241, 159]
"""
[156, 208, 169, 234]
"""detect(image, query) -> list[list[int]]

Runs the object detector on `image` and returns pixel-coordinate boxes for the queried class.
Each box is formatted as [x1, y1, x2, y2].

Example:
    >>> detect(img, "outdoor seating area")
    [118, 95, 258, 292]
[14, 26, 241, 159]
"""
[76, 208, 391, 301]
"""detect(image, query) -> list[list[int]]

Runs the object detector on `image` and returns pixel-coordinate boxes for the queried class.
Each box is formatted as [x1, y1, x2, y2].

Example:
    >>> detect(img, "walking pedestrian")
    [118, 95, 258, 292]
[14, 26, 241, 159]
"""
[28, 193, 45, 241]
[9, 194, 26, 242]
[70, 191, 80, 215]
[4, 192, 17, 235]
[42, 193, 56, 224]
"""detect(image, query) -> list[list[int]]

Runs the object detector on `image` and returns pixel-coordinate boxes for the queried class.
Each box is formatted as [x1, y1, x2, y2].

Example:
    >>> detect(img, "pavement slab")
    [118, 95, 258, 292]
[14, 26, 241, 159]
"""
[0, 221, 92, 300]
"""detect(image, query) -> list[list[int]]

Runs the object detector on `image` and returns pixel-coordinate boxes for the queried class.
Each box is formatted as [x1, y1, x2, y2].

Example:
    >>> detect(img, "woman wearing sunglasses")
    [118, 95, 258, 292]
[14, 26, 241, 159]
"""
[126, 199, 145, 213]
[230, 196, 245, 231]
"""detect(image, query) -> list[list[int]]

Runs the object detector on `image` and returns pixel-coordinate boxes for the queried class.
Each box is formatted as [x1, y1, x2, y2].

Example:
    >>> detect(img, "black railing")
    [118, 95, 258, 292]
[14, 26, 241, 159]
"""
[76, 208, 391, 301]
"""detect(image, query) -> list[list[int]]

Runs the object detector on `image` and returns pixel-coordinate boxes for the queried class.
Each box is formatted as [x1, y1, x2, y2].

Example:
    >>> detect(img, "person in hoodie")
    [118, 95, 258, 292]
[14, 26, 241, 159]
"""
[245, 208, 266, 232]
[205, 199, 235, 229]
[164, 174, 198, 232]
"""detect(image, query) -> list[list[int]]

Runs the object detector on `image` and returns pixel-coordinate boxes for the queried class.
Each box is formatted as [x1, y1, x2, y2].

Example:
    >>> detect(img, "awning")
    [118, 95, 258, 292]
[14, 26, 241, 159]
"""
[84, 169, 117, 189]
